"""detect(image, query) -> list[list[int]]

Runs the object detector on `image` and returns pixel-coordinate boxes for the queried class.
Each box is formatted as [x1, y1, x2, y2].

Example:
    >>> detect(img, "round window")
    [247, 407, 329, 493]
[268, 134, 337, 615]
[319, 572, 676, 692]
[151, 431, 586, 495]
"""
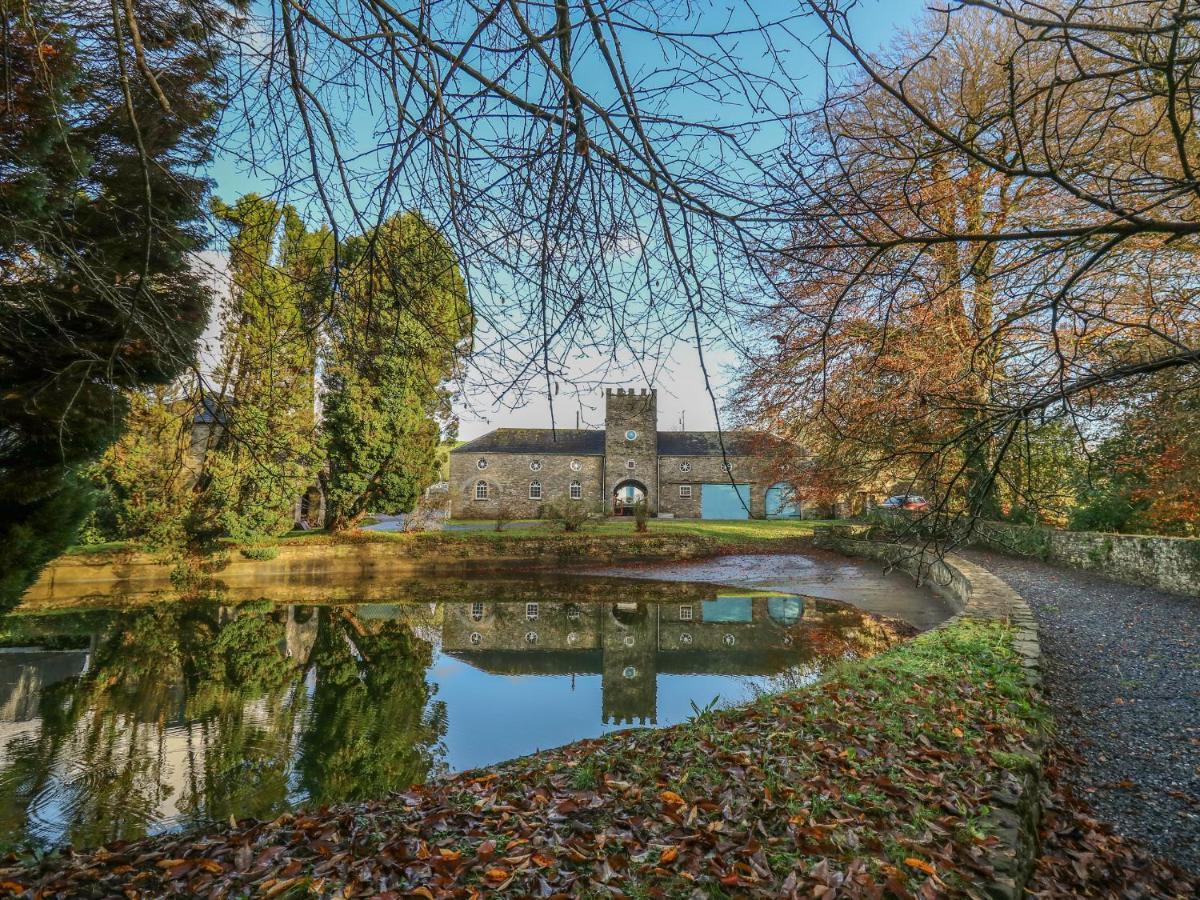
[477, 458, 488, 470]
[679, 633, 693, 645]
[525, 631, 538, 645]
[721, 461, 733, 473]
[723, 633, 736, 646]
[625, 430, 637, 441]
[622, 666, 638, 679]
[679, 461, 691, 472]
[530, 460, 543, 471]
[569, 459, 582, 472]
[469, 632, 482, 645]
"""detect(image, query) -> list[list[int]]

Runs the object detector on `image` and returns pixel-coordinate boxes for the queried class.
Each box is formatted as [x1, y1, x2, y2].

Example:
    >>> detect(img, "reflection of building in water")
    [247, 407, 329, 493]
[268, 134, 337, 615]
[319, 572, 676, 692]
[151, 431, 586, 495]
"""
[442, 595, 812, 726]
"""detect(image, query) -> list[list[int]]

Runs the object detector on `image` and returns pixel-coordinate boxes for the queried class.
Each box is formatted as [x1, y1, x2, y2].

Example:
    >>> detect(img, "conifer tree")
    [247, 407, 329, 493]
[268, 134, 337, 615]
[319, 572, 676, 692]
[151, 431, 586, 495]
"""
[322, 213, 472, 531]
[0, 0, 237, 607]
[197, 195, 330, 541]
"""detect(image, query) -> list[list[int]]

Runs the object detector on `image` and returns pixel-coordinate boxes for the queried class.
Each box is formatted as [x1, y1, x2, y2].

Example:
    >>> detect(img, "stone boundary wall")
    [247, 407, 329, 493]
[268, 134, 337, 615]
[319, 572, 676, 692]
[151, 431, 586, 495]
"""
[969, 521, 1200, 598]
[813, 526, 1045, 900]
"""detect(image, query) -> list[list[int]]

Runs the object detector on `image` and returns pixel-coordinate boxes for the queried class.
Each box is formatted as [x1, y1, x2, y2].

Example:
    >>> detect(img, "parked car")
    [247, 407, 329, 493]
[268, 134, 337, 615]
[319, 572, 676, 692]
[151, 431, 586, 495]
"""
[878, 494, 929, 512]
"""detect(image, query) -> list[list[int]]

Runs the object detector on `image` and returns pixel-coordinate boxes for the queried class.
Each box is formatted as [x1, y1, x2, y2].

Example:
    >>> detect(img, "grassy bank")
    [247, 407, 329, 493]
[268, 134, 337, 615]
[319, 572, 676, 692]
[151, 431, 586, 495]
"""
[3, 618, 1045, 897]
[63, 518, 839, 559]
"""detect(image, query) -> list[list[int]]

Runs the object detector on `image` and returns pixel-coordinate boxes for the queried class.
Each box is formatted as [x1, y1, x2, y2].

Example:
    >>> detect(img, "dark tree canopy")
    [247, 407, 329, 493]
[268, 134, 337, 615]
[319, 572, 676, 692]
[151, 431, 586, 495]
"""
[0, 0, 238, 605]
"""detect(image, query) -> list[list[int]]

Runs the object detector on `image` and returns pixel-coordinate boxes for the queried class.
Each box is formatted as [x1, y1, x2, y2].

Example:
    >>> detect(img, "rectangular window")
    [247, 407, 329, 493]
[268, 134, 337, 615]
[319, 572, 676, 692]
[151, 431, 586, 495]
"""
[475, 482, 488, 500]
[529, 481, 542, 500]
[679, 485, 692, 499]
[526, 602, 539, 621]
[471, 602, 484, 620]
[570, 481, 582, 500]
[679, 605, 693, 621]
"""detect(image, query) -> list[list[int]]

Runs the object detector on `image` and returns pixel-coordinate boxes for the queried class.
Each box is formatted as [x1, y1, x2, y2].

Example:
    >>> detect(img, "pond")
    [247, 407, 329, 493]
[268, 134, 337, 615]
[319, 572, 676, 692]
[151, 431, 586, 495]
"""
[0, 573, 918, 851]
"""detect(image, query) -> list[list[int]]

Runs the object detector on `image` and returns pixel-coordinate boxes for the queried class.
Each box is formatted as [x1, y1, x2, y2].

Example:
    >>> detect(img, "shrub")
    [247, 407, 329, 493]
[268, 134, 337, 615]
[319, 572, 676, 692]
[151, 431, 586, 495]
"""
[541, 497, 600, 532]
[633, 500, 649, 533]
[240, 546, 279, 561]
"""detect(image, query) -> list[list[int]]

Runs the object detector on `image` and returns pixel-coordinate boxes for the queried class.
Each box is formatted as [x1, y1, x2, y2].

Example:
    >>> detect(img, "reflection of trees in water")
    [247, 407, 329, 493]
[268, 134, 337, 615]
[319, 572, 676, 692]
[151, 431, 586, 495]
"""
[0, 601, 443, 849]
[296, 608, 446, 805]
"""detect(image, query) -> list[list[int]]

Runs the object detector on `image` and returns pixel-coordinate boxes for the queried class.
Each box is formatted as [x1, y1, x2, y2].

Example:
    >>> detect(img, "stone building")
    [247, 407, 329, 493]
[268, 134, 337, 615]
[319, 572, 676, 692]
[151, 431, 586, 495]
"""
[449, 388, 803, 520]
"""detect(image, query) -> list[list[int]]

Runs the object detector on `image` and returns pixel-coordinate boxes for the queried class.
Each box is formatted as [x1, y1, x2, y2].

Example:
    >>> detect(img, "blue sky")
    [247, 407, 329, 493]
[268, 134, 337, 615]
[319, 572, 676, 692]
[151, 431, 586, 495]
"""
[202, 1, 930, 439]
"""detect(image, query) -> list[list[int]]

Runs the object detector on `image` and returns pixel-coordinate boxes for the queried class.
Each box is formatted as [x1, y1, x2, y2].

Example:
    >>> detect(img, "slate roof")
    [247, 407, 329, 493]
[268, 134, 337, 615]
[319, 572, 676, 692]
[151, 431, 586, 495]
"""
[452, 428, 769, 457]
[193, 394, 226, 425]
[656, 431, 763, 457]
[452, 428, 606, 455]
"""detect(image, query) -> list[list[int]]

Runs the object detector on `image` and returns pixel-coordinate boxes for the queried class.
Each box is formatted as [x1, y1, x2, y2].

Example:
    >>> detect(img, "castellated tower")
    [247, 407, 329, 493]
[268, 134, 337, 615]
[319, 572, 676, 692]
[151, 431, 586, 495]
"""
[604, 388, 659, 513]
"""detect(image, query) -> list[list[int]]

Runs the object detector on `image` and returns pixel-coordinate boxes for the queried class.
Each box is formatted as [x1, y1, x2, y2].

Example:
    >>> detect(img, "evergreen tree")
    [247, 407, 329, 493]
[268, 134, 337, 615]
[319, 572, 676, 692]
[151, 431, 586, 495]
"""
[0, 1, 238, 607]
[196, 195, 330, 541]
[89, 386, 197, 548]
[322, 212, 473, 530]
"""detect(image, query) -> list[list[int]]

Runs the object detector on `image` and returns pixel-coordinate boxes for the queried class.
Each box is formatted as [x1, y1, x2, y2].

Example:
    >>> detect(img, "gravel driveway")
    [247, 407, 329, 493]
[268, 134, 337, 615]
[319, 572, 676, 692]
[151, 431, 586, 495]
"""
[962, 550, 1200, 876]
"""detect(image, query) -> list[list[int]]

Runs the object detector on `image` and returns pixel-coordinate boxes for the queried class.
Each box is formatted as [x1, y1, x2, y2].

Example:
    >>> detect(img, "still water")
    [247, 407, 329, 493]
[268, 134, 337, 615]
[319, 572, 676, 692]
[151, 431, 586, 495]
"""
[0, 575, 913, 850]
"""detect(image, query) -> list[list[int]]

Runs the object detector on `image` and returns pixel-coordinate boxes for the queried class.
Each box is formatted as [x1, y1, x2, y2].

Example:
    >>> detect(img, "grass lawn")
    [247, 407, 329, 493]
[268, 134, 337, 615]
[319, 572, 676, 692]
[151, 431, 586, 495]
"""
[4, 618, 1045, 897]
[65, 517, 838, 555]
[270, 517, 843, 546]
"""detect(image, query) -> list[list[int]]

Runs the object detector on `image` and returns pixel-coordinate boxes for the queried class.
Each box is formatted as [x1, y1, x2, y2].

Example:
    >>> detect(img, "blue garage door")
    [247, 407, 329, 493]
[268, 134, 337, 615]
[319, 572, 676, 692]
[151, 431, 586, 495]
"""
[765, 482, 801, 519]
[701, 483, 751, 519]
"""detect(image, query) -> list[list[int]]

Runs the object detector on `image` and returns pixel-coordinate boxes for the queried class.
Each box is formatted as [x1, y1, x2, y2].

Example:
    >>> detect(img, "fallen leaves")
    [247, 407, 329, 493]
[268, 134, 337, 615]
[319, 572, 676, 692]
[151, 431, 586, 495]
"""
[1027, 745, 1200, 898]
[0, 620, 1135, 899]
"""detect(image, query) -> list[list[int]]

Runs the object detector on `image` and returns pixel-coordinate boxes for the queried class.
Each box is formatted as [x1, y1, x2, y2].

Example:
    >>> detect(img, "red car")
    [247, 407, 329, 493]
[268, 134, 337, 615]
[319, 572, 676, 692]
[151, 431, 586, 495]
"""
[879, 494, 929, 512]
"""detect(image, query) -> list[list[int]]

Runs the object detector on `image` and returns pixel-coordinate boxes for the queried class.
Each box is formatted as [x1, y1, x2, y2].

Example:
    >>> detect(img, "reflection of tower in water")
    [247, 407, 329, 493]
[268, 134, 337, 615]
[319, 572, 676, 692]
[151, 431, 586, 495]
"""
[601, 602, 658, 726]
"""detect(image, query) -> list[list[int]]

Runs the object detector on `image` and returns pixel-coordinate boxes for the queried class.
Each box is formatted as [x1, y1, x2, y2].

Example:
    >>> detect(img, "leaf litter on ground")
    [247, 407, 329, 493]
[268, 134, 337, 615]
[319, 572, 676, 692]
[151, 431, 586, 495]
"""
[1, 620, 1186, 898]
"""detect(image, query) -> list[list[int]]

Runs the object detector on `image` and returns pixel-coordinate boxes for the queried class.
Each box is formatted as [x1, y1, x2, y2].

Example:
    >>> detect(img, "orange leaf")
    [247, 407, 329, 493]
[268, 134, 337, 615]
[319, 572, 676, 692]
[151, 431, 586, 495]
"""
[485, 868, 509, 882]
[951, 727, 964, 737]
[659, 847, 679, 864]
[410, 889, 435, 900]
[438, 848, 462, 861]
[904, 857, 936, 875]
[659, 790, 685, 806]
[531, 852, 554, 868]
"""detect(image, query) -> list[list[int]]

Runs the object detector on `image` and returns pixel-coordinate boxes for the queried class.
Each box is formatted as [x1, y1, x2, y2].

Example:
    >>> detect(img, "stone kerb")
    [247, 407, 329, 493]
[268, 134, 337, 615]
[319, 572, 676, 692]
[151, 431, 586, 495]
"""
[812, 526, 1044, 900]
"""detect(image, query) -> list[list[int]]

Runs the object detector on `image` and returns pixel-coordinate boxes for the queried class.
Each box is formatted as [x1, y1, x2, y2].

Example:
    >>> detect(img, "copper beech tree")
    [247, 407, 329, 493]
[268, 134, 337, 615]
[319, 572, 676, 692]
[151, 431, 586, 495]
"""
[737, 1, 1200, 532]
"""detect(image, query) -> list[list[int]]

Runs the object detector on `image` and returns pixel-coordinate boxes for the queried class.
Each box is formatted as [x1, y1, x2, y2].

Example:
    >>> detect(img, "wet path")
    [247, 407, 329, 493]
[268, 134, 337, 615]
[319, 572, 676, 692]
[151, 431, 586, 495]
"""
[593, 550, 956, 631]
[964, 550, 1200, 876]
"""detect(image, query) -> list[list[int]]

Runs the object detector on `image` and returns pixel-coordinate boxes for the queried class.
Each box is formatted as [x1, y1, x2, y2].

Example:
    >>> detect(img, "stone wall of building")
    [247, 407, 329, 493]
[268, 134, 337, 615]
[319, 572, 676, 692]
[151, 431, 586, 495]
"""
[656, 454, 772, 518]
[604, 389, 660, 511]
[448, 452, 604, 519]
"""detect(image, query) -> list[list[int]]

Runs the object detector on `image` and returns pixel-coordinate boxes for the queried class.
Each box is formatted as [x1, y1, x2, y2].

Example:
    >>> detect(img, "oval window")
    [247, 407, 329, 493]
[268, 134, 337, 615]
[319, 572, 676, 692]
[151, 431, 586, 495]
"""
[625, 430, 637, 441]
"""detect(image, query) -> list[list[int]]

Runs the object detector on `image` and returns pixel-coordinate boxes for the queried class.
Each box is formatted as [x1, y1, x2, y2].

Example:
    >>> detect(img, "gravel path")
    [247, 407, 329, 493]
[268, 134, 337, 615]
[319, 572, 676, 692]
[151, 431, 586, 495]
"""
[962, 550, 1200, 876]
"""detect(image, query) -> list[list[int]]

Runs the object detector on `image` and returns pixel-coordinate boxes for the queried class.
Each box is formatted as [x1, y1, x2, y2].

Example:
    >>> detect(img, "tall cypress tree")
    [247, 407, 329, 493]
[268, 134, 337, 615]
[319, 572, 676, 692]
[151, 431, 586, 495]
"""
[322, 212, 473, 531]
[0, 1, 239, 607]
[196, 194, 330, 541]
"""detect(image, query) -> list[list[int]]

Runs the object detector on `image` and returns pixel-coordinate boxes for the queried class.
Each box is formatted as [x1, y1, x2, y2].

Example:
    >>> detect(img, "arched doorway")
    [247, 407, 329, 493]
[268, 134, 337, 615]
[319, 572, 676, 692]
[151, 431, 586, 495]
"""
[765, 482, 801, 519]
[612, 479, 647, 516]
